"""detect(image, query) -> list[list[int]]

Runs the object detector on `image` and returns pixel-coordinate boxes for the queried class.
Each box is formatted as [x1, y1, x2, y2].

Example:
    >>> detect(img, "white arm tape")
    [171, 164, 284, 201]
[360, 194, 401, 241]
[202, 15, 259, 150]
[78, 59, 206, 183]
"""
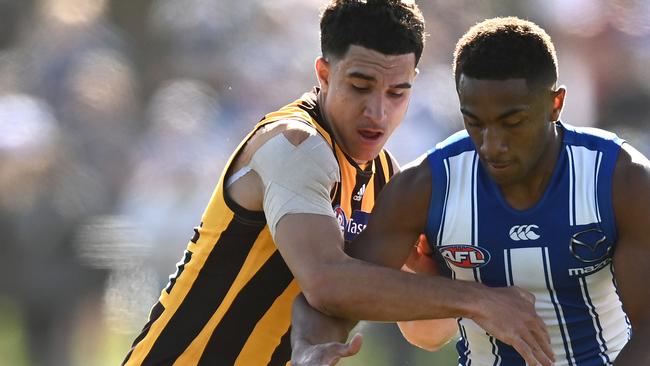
[249, 132, 340, 239]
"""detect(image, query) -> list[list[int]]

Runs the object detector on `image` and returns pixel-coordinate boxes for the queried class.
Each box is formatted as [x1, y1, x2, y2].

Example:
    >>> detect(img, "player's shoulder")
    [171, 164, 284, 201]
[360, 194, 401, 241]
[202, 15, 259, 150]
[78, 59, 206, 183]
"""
[239, 119, 331, 168]
[561, 122, 624, 150]
[425, 130, 475, 160]
[615, 143, 650, 182]
[259, 119, 320, 146]
[387, 154, 432, 195]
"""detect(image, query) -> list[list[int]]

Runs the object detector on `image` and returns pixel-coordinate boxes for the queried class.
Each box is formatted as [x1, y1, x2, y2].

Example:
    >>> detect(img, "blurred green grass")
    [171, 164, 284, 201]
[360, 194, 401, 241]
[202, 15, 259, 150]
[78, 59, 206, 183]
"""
[0, 298, 458, 366]
[339, 322, 459, 366]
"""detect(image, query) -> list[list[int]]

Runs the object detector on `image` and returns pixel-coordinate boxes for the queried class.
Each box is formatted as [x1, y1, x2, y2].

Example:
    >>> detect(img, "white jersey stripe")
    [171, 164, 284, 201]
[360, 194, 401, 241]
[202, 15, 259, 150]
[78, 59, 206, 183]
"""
[567, 146, 575, 226]
[444, 152, 478, 282]
[579, 276, 612, 365]
[595, 152, 602, 222]
[543, 247, 576, 366]
[472, 153, 481, 283]
[585, 264, 629, 362]
[570, 146, 600, 226]
[488, 336, 501, 366]
[438, 159, 451, 247]
[503, 249, 511, 286]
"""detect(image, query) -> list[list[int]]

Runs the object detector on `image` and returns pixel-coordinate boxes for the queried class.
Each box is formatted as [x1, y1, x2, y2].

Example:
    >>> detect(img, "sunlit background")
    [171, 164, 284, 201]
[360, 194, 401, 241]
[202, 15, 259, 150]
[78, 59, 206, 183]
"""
[0, 0, 649, 365]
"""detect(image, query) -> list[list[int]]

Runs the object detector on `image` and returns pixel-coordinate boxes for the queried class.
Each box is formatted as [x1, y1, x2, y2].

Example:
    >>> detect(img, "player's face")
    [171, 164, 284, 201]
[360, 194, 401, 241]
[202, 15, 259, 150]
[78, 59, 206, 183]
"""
[316, 45, 417, 163]
[457, 75, 564, 187]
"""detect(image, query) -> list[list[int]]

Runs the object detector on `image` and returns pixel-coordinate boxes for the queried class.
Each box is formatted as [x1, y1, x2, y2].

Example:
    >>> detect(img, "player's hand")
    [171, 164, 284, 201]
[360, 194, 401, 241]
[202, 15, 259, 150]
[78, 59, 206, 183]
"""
[291, 333, 363, 366]
[403, 234, 439, 275]
[472, 286, 554, 366]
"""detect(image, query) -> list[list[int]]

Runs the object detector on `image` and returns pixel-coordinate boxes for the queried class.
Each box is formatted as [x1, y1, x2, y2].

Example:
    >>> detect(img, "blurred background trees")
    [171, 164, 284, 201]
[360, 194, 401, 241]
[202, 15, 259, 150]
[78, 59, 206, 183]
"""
[0, 1, 648, 365]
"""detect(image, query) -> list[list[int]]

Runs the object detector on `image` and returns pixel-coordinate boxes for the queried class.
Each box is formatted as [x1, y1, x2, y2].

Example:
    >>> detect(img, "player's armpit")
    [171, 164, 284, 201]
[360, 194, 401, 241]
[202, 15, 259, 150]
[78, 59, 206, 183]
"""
[345, 159, 433, 269]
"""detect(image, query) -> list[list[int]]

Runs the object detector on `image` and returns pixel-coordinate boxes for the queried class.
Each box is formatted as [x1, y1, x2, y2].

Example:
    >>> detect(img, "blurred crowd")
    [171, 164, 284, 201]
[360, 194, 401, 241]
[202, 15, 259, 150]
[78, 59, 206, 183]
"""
[0, 1, 648, 365]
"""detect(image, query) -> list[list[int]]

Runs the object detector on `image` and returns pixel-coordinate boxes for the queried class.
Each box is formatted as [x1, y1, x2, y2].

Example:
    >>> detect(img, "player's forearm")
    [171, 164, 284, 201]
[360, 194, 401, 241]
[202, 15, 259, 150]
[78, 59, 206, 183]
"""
[301, 256, 484, 322]
[292, 293, 357, 346]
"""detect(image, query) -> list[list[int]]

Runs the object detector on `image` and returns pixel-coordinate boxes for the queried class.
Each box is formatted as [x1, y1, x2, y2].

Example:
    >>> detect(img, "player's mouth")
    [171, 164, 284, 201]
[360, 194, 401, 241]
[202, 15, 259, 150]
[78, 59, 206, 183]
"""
[487, 161, 512, 170]
[357, 128, 384, 143]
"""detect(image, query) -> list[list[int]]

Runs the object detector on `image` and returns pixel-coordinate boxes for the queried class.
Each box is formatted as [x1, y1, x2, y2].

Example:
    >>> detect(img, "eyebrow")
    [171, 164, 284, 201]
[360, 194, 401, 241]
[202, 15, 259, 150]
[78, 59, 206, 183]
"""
[347, 71, 412, 89]
[460, 106, 529, 120]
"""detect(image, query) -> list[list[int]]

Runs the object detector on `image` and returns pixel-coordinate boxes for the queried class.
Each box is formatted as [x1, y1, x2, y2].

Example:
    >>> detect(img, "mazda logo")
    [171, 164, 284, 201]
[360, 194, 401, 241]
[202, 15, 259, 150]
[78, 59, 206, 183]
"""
[569, 228, 611, 263]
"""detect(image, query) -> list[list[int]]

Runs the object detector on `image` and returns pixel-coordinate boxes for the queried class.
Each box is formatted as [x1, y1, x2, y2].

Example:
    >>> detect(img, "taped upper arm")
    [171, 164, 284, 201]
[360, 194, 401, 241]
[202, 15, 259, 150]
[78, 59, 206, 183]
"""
[248, 125, 340, 239]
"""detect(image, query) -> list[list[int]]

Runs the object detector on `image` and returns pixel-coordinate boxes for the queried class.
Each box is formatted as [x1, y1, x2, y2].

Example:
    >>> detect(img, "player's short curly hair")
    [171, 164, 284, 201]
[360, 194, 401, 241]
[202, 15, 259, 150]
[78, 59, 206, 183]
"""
[320, 0, 425, 66]
[453, 17, 558, 92]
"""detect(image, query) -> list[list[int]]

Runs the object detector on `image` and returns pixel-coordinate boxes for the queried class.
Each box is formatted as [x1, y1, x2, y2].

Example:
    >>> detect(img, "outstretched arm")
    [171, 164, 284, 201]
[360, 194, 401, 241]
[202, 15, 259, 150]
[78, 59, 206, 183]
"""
[611, 144, 650, 365]
[290, 160, 554, 366]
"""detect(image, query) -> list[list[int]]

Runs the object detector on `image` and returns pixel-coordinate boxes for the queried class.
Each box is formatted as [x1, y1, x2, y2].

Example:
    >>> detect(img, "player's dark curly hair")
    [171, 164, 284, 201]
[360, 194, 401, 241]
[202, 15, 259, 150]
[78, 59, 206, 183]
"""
[320, 0, 425, 66]
[453, 17, 558, 92]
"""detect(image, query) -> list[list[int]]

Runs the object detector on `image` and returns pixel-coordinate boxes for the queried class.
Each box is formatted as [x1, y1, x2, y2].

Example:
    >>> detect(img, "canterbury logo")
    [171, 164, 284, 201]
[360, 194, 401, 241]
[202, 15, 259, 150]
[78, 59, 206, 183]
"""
[509, 225, 540, 241]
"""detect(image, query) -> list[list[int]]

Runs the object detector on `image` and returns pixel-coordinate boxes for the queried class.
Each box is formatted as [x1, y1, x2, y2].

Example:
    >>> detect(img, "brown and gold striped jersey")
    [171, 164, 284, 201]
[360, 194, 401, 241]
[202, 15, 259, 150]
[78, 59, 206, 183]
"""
[123, 89, 395, 366]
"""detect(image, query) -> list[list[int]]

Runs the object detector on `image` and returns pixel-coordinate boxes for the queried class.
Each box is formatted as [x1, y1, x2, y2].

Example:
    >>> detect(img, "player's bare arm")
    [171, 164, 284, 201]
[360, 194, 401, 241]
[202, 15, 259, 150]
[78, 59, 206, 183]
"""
[610, 143, 650, 365]
[291, 159, 555, 366]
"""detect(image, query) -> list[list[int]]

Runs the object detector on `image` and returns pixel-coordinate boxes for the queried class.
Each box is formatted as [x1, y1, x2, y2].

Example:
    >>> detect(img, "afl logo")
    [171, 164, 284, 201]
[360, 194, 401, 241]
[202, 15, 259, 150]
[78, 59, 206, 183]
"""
[440, 245, 491, 269]
[333, 206, 347, 232]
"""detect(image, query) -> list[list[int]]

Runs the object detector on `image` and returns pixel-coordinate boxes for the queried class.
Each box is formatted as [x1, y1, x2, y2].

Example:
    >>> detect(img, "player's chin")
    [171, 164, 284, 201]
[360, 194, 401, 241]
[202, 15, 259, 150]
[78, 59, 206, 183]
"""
[351, 148, 382, 164]
[354, 138, 386, 161]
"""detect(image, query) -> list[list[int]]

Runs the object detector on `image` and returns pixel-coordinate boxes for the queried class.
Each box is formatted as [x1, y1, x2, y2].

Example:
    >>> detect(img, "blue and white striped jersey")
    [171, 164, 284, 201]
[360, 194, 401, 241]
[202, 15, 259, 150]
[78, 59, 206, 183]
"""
[424, 122, 631, 366]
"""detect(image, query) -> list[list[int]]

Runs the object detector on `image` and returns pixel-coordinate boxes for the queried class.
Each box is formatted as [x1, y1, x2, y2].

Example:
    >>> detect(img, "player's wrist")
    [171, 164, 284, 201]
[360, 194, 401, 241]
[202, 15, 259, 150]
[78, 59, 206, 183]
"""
[450, 281, 490, 320]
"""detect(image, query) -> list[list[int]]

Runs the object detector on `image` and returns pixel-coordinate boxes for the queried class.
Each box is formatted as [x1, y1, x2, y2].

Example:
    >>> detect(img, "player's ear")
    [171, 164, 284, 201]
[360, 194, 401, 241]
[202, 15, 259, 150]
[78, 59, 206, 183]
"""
[550, 86, 566, 122]
[315, 56, 331, 93]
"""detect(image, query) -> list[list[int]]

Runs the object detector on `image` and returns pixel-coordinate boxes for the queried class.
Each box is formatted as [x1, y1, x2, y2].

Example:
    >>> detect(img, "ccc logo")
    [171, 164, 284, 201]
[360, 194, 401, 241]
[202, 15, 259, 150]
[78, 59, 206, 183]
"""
[509, 225, 540, 241]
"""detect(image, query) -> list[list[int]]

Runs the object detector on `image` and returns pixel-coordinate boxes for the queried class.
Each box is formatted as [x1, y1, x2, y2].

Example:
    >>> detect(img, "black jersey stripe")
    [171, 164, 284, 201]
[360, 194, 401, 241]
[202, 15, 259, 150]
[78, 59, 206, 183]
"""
[141, 218, 265, 365]
[373, 155, 387, 196]
[191, 222, 202, 243]
[197, 250, 294, 365]
[384, 150, 394, 178]
[122, 301, 165, 365]
[331, 142, 343, 207]
[267, 327, 292, 366]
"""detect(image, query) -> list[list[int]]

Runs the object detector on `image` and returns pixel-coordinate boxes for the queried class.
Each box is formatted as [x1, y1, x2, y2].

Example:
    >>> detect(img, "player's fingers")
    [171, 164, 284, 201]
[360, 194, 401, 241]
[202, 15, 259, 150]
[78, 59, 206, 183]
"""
[510, 337, 544, 366]
[343, 333, 363, 356]
[416, 234, 432, 255]
[321, 335, 363, 365]
[530, 322, 554, 363]
[520, 330, 554, 366]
